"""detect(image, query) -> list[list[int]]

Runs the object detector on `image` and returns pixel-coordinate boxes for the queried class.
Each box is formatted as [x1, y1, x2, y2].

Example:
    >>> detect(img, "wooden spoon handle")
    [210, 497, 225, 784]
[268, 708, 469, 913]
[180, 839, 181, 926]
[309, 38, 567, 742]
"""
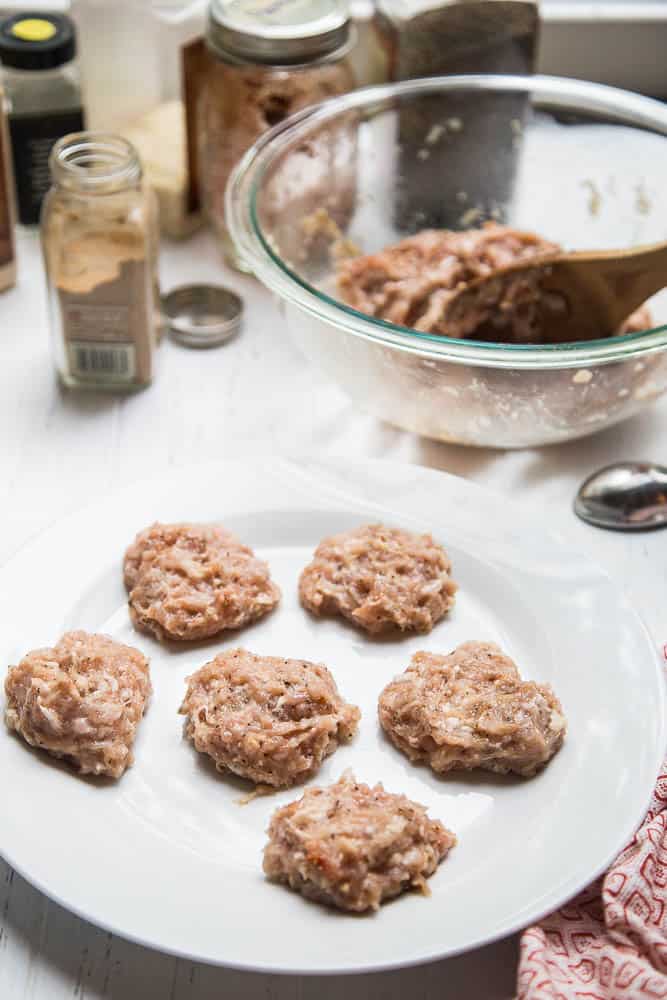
[568, 240, 667, 325]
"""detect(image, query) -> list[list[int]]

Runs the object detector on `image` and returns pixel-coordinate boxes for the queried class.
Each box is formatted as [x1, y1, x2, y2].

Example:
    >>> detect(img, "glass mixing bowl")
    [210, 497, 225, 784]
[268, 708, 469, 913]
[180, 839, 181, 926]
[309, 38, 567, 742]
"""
[227, 75, 667, 448]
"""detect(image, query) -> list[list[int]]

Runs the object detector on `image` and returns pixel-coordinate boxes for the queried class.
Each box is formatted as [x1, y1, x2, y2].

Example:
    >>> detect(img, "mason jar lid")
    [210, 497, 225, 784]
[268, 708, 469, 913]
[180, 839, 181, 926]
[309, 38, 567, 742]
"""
[207, 0, 351, 65]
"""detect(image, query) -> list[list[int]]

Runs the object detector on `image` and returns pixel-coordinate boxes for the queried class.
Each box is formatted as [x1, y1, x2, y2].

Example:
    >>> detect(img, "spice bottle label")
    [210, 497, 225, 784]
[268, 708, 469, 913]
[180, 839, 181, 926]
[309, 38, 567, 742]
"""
[67, 339, 137, 381]
[58, 254, 153, 386]
[65, 304, 138, 383]
[0, 114, 12, 268]
[10, 108, 85, 225]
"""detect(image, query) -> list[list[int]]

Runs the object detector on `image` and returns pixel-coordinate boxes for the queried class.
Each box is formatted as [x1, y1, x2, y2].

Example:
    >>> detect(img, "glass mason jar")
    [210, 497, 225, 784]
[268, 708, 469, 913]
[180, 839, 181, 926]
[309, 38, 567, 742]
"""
[198, 0, 355, 269]
[41, 133, 161, 391]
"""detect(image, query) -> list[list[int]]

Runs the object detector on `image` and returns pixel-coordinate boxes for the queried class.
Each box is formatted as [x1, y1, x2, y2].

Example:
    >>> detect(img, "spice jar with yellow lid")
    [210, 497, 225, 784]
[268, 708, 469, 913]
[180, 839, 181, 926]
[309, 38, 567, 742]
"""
[41, 133, 161, 391]
[197, 0, 356, 268]
[0, 12, 85, 226]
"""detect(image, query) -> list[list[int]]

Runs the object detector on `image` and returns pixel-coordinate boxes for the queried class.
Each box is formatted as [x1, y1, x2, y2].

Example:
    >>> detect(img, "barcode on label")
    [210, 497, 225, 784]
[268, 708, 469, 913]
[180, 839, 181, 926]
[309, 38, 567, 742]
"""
[68, 341, 136, 381]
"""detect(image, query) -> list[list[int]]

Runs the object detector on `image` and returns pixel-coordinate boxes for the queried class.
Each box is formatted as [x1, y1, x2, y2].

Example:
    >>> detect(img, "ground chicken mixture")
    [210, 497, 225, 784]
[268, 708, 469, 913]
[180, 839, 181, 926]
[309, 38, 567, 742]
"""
[4, 631, 151, 779]
[299, 524, 457, 635]
[337, 223, 652, 343]
[379, 641, 566, 777]
[179, 648, 360, 787]
[124, 522, 280, 642]
[263, 771, 456, 912]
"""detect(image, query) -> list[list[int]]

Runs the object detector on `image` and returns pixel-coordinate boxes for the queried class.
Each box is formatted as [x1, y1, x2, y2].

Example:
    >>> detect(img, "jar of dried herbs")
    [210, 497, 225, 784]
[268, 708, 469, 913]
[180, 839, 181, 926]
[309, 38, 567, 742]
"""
[41, 133, 161, 391]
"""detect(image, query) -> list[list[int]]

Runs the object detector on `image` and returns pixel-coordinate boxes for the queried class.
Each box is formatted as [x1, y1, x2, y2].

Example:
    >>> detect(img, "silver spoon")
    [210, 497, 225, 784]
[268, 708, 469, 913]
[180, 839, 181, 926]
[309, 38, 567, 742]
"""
[575, 462, 667, 531]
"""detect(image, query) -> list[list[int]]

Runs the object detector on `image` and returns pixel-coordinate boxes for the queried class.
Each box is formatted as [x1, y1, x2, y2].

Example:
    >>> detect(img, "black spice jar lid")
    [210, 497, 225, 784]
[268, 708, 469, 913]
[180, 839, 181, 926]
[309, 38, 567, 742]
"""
[0, 13, 77, 71]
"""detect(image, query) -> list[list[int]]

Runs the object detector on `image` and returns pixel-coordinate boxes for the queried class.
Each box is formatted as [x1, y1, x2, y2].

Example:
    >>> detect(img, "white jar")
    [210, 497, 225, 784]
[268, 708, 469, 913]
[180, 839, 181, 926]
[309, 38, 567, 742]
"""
[70, 1, 158, 130]
[70, 0, 206, 130]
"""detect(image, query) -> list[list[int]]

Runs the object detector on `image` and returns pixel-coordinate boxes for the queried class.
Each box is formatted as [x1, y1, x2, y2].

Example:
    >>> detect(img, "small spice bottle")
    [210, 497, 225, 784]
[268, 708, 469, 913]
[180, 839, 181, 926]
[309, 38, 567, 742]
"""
[0, 84, 16, 291]
[197, 0, 355, 268]
[0, 12, 85, 226]
[41, 133, 160, 391]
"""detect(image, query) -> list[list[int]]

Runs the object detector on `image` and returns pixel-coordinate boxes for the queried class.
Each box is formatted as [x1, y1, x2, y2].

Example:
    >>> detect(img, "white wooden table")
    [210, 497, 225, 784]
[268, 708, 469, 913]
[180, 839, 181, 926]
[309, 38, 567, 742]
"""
[2, 228, 665, 1000]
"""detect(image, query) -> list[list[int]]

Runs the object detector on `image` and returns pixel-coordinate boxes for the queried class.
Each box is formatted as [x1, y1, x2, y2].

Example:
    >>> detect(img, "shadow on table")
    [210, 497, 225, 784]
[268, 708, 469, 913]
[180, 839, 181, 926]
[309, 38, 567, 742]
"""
[1, 861, 518, 1000]
[415, 408, 655, 493]
[57, 383, 124, 418]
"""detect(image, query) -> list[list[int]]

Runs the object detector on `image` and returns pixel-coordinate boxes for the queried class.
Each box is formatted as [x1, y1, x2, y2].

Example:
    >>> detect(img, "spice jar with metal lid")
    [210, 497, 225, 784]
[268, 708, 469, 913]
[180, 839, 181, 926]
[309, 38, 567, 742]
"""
[41, 133, 161, 392]
[0, 13, 85, 226]
[198, 0, 356, 268]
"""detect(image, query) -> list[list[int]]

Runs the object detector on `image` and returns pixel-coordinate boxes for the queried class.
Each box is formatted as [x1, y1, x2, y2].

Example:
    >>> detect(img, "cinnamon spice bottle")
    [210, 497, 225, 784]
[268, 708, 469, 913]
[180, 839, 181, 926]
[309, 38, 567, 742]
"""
[41, 133, 160, 391]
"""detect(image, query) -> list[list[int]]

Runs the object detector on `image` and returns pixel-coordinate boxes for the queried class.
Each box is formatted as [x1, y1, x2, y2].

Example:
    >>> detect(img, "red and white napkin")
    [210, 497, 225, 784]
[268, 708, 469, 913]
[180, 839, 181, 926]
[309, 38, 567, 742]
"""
[518, 762, 667, 999]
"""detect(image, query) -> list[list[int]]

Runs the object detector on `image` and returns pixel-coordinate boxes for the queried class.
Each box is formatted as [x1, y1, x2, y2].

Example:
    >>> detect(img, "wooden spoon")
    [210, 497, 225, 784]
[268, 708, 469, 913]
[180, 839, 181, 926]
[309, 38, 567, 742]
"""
[440, 240, 667, 344]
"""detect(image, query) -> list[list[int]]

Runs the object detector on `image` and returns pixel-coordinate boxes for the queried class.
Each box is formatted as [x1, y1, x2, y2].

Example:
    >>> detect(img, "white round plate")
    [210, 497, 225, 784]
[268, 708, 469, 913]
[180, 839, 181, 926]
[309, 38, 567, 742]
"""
[1, 458, 664, 975]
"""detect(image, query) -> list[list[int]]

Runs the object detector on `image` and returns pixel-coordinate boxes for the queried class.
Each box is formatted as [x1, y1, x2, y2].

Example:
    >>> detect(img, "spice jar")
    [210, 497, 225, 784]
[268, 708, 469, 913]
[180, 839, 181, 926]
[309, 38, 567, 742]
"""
[0, 85, 16, 291]
[0, 13, 85, 226]
[198, 0, 355, 268]
[375, 0, 539, 233]
[375, 0, 539, 81]
[41, 133, 160, 391]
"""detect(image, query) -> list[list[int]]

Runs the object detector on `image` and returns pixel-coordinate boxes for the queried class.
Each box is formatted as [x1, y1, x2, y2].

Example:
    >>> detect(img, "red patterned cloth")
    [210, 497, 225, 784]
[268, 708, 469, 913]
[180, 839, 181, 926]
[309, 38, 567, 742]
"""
[518, 764, 667, 999]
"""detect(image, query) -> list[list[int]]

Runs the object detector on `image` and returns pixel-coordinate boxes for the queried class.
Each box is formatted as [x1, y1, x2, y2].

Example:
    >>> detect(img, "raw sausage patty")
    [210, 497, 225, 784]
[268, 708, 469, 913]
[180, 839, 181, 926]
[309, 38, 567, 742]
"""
[5, 630, 151, 779]
[299, 524, 457, 635]
[124, 522, 280, 642]
[379, 641, 566, 777]
[179, 648, 360, 787]
[263, 771, 456, 911]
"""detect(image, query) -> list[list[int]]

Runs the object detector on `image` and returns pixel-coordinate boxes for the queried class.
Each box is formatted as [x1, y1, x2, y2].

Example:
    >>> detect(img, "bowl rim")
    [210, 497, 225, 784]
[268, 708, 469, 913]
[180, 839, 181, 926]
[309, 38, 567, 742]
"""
[227, 73, 667, 370]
